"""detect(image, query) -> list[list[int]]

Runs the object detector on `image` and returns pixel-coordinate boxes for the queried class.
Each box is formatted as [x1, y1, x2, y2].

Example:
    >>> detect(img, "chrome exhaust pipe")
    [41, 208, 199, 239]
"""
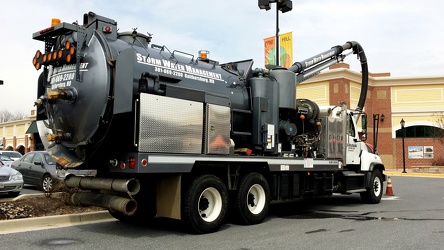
[70, 192, 137, 216]
[65, 175, 140, 195]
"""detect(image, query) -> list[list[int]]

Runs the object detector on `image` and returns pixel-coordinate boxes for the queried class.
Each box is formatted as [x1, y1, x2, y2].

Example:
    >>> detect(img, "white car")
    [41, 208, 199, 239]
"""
[0, 155, 14, 168]
[0, 151, 23, 161]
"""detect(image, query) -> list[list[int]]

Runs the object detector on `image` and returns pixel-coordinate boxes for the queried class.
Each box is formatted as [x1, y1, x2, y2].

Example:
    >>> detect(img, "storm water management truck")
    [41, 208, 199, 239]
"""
[31, 12, 385, 233]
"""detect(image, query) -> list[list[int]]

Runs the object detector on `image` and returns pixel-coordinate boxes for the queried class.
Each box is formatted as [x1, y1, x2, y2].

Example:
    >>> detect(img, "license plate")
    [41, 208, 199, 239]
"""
[0, 182, 4, 189]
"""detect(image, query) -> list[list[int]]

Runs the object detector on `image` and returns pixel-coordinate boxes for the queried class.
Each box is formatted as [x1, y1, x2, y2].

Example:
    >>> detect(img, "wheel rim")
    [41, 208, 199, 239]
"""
[373, 176, 381, 197]
[198, 187, 222, 222]
[42, 176, 53, 192]
[246, 184, 266, 215]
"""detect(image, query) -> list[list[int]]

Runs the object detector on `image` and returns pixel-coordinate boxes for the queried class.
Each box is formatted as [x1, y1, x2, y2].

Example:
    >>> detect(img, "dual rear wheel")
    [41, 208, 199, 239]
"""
[182, 173, 270, 234]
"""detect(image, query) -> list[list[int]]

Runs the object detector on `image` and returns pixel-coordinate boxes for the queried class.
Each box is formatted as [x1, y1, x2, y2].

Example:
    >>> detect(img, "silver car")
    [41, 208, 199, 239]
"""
[0, 160, 23, 197]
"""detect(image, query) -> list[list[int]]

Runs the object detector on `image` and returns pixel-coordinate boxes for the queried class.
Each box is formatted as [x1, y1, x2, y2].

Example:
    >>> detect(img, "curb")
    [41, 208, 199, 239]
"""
[0, 210, 114, 234]
[1, 192, 63, 202]
[385, 171, 444, 178]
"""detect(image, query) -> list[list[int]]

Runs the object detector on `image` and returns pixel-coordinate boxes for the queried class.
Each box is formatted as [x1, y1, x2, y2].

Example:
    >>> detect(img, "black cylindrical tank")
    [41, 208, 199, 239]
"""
[44, 29, 252, 168]
[269, 69, 296, 109]
[249, 75, 279, 152]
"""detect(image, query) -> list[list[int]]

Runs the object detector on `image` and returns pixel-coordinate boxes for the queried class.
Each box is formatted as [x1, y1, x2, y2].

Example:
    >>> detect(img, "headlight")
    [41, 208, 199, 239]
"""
[56, 169, 69, 178]
[10, 173, 23, 181]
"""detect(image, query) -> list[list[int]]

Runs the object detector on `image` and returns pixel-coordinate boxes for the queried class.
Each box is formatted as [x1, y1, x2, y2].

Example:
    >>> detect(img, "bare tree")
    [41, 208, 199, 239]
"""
[433, 113, 444, 144]
[0, 109, 28, 123]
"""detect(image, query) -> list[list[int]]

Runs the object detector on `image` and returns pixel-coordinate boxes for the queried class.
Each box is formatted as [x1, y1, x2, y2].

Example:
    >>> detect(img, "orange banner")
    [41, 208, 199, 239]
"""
[264, 36, 276, 65]
[264, 32, 293, 67]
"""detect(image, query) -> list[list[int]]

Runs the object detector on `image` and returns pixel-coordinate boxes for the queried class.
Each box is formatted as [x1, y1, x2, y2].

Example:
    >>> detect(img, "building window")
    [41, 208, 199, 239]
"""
[395, 125, 444, 138]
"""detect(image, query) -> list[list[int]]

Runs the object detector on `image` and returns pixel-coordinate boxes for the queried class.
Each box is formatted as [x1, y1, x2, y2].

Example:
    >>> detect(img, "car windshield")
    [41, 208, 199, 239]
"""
[0, 155, 13, 161]
[1, 151, 21, 158]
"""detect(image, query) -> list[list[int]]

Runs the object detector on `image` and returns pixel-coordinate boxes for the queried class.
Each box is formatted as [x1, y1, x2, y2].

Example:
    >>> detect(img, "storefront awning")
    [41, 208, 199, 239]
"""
[25, 121, 38, 134]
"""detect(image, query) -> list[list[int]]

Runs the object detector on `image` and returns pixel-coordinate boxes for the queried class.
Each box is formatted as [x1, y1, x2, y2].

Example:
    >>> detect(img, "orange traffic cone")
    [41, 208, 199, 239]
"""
[385, 176, 394, 196]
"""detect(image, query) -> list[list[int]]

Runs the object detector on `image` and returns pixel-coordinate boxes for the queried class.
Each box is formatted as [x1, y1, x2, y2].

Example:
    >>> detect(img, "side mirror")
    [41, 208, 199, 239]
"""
[360, 114, 367, 141]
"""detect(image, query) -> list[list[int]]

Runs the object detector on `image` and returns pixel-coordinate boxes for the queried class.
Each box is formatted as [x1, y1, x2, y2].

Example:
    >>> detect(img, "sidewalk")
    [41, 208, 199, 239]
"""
[385, 169, 444, 178]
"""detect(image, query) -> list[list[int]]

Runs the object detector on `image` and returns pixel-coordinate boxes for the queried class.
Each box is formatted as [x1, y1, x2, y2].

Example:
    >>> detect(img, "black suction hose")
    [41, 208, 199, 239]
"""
[347, 41, 368, 112]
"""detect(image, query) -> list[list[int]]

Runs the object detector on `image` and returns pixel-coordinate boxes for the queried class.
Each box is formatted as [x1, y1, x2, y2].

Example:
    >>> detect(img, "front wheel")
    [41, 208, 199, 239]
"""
[233, 173, 270, 225]
[360, 170, 383, 204]
[182, 175, 228, 234]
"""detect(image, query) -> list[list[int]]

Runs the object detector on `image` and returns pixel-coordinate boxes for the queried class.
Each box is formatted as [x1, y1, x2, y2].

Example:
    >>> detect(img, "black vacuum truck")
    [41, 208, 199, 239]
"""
[31, 12, 384, 233]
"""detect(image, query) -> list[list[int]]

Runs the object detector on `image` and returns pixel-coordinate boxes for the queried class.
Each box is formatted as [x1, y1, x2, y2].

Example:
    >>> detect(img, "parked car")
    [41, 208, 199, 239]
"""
[0, 154, 14, 168]
[11, 151, 59, 192]
[0, 160, 23, 197]
[11, 151, 96, 192]
[0, 150, 23, 161]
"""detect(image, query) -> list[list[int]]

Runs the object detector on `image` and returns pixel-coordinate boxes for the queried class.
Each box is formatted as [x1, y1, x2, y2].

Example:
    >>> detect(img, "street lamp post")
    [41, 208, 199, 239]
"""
[258, 0, 293, 66]
[400, 118, 407, 173]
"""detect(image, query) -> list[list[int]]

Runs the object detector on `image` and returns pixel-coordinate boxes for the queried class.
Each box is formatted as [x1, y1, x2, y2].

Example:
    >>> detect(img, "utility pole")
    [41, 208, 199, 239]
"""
[258, 0, 293, 66]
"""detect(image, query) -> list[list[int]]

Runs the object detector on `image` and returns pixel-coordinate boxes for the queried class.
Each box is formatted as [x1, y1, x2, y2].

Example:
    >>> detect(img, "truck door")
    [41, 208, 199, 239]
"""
[346, 113, 362, 165]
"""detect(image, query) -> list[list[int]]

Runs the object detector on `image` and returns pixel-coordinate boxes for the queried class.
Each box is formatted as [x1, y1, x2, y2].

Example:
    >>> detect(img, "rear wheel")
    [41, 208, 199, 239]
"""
[41, 174, 53, 192]
[360, 170, 383, 204]
[182, 175, 228, 234]
[233, 173, 270, 225]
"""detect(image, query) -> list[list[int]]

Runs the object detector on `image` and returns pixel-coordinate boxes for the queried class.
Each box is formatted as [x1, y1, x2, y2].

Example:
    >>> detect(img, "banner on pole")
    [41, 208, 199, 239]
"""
[263, 32, 293, 67]
[264, 36, 276, 65]
[279, 32, 293, 68]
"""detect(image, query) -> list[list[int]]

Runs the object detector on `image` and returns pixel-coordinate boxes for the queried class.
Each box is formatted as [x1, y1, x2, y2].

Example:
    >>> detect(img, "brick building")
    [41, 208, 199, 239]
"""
[298, 63, 444, 170]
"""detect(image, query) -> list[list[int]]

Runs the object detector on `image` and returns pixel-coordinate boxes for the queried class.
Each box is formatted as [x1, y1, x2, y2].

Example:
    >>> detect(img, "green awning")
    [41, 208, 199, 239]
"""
[25, 121, 38, 134]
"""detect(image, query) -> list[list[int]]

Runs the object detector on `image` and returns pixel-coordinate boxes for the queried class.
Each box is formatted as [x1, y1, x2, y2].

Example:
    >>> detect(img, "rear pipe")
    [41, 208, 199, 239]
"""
[65, 175, 141, 196]
[70, 192, 137, 216]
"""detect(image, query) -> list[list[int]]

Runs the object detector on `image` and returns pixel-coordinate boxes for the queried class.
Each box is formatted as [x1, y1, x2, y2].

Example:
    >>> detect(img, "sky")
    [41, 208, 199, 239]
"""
[0, 0, 443, 114]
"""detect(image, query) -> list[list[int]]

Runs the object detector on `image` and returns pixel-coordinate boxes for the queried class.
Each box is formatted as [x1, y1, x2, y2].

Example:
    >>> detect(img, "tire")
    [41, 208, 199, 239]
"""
[360, 170, 383, 204]
[182, 175, 228, 234]
[41, 174, 53, 192]
[8, 191, 20, 198]
[233, 173, 270, 225]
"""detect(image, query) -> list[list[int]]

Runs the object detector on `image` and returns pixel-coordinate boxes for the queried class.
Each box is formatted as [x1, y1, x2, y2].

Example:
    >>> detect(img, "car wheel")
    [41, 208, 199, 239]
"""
[41, 174, 53, 192]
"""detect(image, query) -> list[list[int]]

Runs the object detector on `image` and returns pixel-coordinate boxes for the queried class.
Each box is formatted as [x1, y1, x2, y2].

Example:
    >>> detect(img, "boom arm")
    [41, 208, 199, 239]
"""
[289, 41, 368, 112]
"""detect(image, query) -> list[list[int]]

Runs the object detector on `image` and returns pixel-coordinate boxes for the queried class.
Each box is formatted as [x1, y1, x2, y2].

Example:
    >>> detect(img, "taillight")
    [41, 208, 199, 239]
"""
[129, 157, 136, 169]
[141, 158, 148, 167]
